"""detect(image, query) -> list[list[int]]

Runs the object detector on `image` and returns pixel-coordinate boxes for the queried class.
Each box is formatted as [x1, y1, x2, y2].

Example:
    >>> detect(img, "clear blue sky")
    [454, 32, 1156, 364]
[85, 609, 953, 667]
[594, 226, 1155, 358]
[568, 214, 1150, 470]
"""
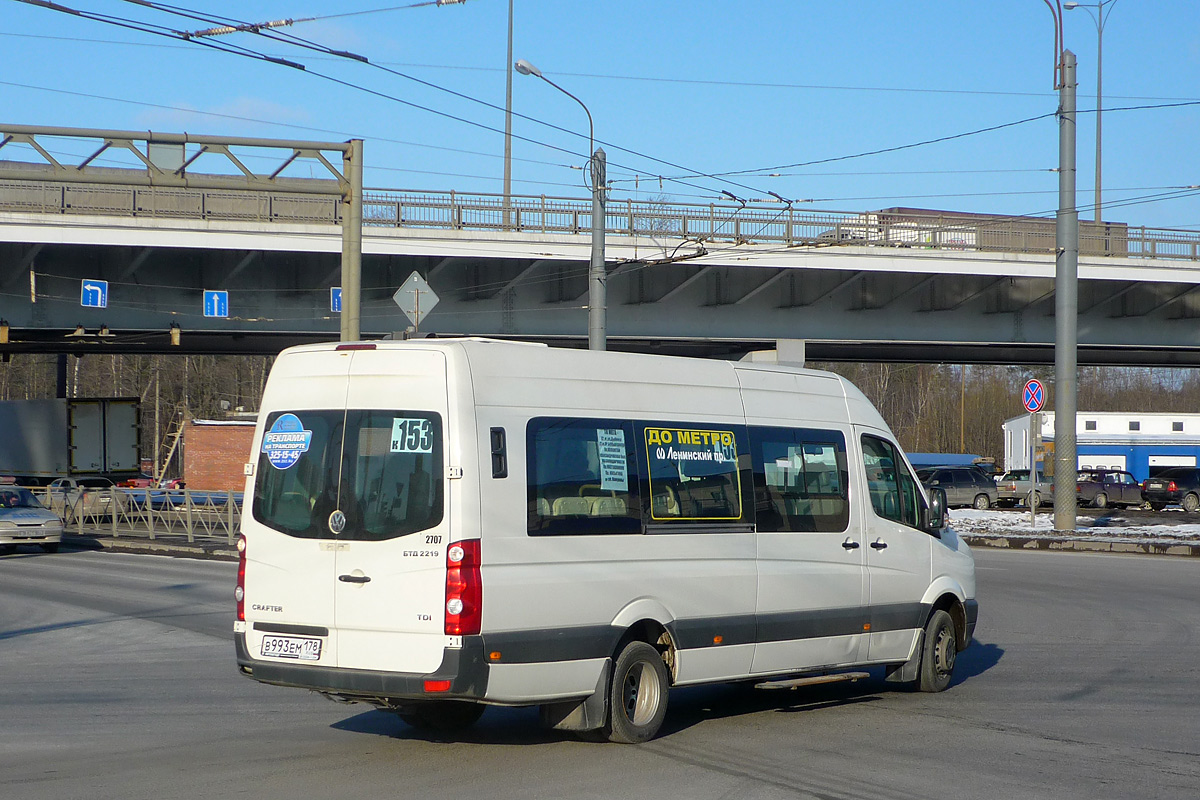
[2, 1, 1198, 229]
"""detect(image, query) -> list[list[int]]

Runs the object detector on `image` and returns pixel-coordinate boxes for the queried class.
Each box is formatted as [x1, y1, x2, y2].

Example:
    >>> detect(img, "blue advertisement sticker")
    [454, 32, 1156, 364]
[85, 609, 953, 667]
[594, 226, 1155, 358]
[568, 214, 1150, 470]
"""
[262, 413, 313, 470]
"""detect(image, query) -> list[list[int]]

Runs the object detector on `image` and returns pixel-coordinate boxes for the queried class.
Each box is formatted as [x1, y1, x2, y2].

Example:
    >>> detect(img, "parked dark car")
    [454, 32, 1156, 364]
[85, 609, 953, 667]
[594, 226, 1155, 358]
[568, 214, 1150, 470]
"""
[1076, 469, 1142, 508]
[1141, 467, 1200, 511]
[916, 466, 998, 510]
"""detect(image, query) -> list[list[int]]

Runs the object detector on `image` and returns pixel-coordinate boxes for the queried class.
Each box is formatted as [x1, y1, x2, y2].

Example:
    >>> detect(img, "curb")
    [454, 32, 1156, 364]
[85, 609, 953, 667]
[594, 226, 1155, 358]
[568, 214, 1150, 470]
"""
[961, 534, 1200, 558]
[63, 534, 238, 561]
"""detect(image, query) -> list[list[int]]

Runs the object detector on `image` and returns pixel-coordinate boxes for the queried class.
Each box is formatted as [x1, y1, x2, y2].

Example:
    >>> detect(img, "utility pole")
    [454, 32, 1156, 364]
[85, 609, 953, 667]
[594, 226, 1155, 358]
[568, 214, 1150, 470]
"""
[589, 147, 607, 351]
[514, 59, 606, 350]
[1053, 50, 1079, 533]
[340, 139, 364, 342]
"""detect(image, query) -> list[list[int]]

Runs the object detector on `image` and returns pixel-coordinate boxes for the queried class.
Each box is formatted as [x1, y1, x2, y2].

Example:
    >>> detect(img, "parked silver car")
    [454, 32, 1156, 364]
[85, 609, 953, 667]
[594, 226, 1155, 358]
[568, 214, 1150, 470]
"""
[0, 487, 63, 553]
[916, 467, 998, 510]
[996, 469, 1054, 508]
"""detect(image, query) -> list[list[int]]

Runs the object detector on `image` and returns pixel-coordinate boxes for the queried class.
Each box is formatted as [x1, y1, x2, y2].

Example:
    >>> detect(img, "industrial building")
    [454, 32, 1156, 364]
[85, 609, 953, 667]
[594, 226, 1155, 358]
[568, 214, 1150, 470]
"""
[1003, 412, 1200, 481]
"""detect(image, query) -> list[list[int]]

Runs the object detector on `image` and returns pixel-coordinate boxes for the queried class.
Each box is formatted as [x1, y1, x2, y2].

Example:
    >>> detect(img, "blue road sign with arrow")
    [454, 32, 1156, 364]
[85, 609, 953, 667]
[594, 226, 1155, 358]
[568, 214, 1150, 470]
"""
[331, 287, 342, 313]
[204, 290, 229, 319]
[80, 279, 108, 309]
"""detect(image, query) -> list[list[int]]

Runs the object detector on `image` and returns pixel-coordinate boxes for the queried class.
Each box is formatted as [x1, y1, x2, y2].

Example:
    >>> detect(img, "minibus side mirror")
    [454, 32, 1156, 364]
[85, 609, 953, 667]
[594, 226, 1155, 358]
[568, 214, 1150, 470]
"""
[924, 487, 947, 536]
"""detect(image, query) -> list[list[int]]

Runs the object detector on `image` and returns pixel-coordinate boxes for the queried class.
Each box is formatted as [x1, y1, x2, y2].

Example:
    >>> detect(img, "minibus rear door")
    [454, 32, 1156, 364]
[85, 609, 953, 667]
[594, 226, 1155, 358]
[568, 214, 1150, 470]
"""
[331, 349, 452, 676]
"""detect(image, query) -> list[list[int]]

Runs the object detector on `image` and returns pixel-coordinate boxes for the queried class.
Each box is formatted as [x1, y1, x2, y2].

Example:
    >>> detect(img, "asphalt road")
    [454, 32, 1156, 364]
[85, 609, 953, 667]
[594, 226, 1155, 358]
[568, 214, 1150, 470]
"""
[1, 547, 1197, 800]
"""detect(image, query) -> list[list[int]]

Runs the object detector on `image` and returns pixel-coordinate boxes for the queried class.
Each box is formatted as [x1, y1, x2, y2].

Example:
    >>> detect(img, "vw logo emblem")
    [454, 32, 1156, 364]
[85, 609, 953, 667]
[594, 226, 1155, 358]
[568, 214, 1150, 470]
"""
[328, 510, 346, 534]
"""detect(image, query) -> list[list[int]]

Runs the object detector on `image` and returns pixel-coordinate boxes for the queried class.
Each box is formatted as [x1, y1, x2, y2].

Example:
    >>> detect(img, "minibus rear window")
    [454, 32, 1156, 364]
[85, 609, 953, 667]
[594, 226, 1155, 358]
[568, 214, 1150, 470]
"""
[254, 409, 443, 540]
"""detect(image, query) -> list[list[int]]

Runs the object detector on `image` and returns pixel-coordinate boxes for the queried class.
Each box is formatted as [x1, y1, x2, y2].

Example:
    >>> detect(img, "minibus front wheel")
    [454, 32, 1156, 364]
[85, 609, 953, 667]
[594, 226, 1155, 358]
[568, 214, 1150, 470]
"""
[918, 610, 957, 693]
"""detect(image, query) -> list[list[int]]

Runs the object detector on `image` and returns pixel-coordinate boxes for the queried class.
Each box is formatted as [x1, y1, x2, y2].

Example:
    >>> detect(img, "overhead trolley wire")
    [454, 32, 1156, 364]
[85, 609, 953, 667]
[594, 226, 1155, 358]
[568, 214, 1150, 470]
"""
[106, 0, 782, 199]
[17, 0, 755, 200]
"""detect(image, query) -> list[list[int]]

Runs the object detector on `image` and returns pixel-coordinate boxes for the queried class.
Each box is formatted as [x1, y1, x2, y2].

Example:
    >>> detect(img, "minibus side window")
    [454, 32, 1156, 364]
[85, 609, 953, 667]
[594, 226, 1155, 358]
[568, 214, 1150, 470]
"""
[527, 418, 641, 536]
[750, 426, 849, 533]
[861, 434, 923, 529]
[641, 422, 750, 524]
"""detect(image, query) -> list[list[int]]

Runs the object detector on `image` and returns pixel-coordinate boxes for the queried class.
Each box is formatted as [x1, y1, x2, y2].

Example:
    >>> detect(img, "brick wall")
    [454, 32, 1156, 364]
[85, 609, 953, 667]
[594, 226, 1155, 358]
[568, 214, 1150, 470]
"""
[182, 421, 256, 492]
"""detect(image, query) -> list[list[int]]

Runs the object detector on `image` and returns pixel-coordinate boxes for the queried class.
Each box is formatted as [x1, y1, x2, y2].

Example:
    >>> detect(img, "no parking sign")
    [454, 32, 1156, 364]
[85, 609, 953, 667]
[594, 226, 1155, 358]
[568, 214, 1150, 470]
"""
[1022, 379, 1045, 413]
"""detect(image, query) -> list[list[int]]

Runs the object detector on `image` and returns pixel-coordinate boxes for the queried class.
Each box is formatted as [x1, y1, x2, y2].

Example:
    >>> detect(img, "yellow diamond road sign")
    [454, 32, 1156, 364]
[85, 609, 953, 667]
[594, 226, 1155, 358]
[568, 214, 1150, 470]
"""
[393, 272, 439, 327]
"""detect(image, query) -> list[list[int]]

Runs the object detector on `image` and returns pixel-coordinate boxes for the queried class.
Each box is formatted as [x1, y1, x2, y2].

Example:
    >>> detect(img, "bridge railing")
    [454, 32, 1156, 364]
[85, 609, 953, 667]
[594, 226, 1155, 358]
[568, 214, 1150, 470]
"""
[4, 176, 1200, 261]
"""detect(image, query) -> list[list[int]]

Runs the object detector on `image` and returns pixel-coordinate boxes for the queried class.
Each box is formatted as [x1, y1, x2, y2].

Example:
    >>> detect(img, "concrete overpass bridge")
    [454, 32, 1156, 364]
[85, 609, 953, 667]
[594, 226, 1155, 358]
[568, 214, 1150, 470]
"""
[4, 145, 1200, 364]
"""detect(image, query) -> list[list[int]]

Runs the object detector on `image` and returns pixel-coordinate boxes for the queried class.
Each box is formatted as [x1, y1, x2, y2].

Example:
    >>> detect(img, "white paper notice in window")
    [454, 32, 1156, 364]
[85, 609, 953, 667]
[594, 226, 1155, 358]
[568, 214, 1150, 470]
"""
[597, 429, 628, 491]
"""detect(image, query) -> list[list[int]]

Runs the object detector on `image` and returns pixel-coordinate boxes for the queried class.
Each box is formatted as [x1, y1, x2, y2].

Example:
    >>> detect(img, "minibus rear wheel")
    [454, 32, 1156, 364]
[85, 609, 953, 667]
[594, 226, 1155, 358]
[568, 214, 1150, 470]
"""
[605, 640, 669, 744]
[395, 700, 485, 733]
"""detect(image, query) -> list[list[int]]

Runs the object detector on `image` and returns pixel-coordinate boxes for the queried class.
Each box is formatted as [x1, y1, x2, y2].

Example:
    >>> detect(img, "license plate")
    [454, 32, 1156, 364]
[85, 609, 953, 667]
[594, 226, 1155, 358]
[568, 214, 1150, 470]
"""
[260, 635, 322, 661]
[1148, 481, 1163, 489]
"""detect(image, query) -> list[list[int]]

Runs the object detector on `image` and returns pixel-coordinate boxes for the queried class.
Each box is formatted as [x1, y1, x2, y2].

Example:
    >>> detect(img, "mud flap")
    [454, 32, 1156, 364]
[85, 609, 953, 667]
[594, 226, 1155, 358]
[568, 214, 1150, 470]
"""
[884, 630, 925, 684]
[538, 659, 611, 732]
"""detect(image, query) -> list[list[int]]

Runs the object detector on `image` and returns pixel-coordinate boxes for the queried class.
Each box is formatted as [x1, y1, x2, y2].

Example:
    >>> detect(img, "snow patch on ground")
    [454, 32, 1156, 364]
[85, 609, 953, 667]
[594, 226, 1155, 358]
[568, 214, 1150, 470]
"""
[949, 508, 1200, 546]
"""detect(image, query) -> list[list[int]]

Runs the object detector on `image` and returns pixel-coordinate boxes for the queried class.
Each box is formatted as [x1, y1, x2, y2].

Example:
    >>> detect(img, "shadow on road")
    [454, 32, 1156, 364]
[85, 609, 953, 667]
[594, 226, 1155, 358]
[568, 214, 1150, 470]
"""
[332, 705, 561, 745]
[331, 643, 1005, 745]
[952, 641, 1004, 685]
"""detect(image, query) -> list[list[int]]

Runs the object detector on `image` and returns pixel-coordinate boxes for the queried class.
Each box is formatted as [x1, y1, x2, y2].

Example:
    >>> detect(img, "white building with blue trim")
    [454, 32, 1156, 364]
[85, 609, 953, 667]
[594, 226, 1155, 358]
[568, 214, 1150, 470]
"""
[1003, 412, 1200, 481]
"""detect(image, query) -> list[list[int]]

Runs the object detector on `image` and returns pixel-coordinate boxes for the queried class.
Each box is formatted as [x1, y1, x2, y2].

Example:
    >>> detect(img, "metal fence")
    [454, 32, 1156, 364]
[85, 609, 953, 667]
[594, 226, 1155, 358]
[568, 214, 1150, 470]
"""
[4, 177, 1200, 261]
[36, 487, 242, 544]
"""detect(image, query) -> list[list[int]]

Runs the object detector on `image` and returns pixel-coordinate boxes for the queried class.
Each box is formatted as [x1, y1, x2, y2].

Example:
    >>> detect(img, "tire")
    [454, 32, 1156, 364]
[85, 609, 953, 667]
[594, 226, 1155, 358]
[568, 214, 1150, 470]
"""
[604, 640, 670, 744]
[918, 609, 958, 693]
[395, 700, 485, 733]
[1183, 493, 1200, 513]
[1092, 492, 1108, 509]
[41, 542, 60, 553]
[1027, 491, 1042, 508]
[1150, 502, 1167, 511]
[972, 494, 991, 510]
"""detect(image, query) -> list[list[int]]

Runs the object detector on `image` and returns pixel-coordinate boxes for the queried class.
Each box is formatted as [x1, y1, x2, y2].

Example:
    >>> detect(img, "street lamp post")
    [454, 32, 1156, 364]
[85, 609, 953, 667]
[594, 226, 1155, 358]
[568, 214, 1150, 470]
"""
[515, 59, 607, 351]
[1065, 0, 1120, 224]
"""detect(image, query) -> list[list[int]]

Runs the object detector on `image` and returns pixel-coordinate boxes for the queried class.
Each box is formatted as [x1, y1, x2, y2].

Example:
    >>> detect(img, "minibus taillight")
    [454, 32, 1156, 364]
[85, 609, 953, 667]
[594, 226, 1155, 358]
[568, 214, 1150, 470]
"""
[235, 535, 247, 622]
[444, 539, 482, 636]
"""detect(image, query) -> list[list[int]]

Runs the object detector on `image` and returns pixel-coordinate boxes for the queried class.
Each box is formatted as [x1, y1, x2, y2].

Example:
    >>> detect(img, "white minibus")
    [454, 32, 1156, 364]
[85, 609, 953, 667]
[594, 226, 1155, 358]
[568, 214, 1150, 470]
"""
[235, 339, 978, 743]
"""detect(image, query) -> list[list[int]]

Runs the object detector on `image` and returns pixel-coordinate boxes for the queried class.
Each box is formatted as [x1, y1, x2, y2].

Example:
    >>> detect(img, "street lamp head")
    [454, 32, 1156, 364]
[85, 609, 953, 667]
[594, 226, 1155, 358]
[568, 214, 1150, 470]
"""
[514, 59, 542, 78]
[1064, 2, 1079, 8]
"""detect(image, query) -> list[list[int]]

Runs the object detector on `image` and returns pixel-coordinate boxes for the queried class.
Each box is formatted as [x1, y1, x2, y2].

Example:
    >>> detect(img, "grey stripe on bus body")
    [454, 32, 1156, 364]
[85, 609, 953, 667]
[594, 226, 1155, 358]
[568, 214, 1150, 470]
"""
[483, 603, 934, 665]
[867, 603, 929, 635]
[253, 621, 330, 637]
[235, 633, 491, 699]
[753, 607, 867, 645]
